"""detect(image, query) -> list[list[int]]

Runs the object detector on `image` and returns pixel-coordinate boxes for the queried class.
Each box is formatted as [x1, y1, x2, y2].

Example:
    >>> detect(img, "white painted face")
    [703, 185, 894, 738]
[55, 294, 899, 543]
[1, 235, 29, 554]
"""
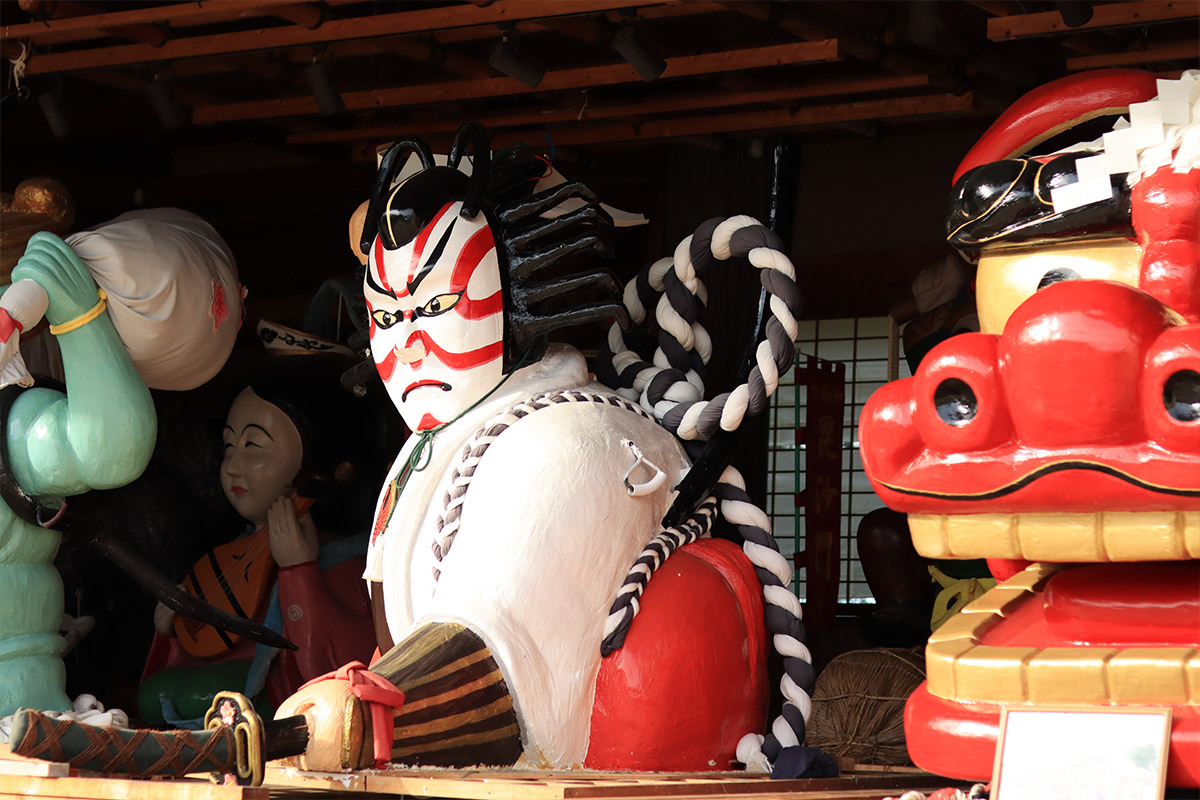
[364, 199, 504, 432]
[220, 388, 304, 527]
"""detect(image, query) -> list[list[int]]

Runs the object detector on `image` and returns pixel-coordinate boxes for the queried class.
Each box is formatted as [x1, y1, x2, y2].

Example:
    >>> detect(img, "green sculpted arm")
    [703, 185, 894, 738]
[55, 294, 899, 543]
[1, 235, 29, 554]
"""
[7, 232, 156, 496]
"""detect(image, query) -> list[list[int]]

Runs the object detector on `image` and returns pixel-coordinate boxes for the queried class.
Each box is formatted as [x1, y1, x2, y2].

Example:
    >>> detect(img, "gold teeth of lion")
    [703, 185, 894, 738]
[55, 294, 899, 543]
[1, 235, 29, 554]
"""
[925, 564, 1200, 707]
[908, 511, 1200, 562]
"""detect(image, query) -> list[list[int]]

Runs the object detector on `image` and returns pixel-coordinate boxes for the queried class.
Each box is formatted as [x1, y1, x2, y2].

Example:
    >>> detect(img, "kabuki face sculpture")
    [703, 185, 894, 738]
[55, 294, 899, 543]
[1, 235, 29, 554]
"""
[359, 123, 626, 433]
[364, 172, 504, 432]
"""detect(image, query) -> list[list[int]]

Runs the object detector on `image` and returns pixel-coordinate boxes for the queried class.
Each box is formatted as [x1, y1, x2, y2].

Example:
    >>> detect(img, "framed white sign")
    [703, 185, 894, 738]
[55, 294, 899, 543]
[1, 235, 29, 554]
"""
[992, 707, 1172, 800]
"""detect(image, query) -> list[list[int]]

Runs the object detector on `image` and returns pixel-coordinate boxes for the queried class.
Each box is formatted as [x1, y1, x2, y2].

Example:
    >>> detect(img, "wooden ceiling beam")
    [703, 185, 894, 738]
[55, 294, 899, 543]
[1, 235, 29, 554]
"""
[15, 0, 167, 46]
[721, 1, 838, 45]
[1, 0, 303, 41]
[172, 53, 291, 81]
[1066, 40, 1200, 69]
[720, 0, 965, 95]
[267, 3, 324, 30]
[194, 39, 840, 124]
[429, 2, 725, 44]
[488, 92, 977, 148]
[281, 35, 492, 80]
[988, 1, 1200, 40]
[287, 73, 932, 144]
[535, 16, 611, 45]
[16, 0, 674, 75]
[71, 67, 219, 108]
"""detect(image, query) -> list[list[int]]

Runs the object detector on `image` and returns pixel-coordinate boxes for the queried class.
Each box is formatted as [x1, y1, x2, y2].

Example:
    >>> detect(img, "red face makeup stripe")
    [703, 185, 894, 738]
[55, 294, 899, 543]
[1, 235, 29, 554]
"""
[417, 412, 442, 431]
[376, 346, 402, 382]
[450, 226, 503, 320]
[408, 329, 502, 371]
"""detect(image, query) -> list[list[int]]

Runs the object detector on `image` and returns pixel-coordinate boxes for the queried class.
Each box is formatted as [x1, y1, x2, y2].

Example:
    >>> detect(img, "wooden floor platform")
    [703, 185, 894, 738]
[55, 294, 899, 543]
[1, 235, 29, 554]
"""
[0, 761, 961, 800]
[1, 740, 962, 799]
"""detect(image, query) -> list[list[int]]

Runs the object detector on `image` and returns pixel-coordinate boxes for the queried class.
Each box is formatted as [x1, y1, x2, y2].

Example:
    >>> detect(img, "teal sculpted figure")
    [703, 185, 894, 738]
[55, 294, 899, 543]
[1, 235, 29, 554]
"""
[0, 233, 156, 716]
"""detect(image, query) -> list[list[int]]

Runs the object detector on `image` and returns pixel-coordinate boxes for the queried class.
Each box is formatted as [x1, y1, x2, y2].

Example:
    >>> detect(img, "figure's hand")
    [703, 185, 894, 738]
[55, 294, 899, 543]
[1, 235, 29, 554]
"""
[12, 232, 99, 327]
[153, 597, 179, 637]
[269, 496, 318, 568]
[274, 668, 375, 771]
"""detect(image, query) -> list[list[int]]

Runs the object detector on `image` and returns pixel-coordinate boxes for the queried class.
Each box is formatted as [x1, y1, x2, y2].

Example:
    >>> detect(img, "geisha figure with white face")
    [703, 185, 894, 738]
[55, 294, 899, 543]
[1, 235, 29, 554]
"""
[363, 167, 504, 432]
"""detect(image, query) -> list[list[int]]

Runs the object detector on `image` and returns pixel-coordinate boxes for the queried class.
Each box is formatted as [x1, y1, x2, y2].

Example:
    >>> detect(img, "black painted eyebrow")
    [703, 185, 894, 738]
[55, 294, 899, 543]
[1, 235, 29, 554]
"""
[365, 258, 397, 299]
[243, 423, 275, 441]
[407, 216, 456, 296]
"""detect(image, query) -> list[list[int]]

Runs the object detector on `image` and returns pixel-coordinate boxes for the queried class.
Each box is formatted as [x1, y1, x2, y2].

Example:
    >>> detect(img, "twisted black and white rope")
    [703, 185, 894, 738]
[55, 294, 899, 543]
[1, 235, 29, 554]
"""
[597, 215, 801, 441]
[599, 493, 719, 656]
[432, 389, 655, 580]
[717, 467, 814, 774]
[595, 216, 810, 772]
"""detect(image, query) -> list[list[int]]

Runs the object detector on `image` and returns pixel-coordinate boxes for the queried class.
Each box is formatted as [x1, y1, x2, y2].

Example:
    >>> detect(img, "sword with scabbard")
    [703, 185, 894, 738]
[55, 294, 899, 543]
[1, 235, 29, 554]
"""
[8, 692, 308, 787]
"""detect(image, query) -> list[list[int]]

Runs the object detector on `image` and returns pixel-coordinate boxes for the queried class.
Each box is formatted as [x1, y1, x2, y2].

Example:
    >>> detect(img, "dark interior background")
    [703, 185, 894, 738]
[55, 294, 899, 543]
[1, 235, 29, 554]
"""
[2, 0, 1195, 714]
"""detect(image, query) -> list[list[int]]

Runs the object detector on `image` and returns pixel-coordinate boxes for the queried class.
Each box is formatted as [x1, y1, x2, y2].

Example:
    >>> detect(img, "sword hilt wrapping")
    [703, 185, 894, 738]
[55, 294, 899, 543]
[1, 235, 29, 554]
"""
[10, 708, 236, 778]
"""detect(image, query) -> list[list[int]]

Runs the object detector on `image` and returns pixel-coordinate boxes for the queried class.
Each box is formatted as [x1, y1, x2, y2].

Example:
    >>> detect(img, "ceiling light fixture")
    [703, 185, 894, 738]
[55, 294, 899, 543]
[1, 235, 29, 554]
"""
[148, 72, 187, 130]
[305, 49, 344, 116]
[612, 20, 665, 82]
[488, 26, 545, 89]
[37, 79, 72, 139]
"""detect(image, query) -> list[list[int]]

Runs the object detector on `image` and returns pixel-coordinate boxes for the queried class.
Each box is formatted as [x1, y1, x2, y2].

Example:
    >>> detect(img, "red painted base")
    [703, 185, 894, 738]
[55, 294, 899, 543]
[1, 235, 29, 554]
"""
[585, 538, 768, 771]
[906, 683, 1200, 788]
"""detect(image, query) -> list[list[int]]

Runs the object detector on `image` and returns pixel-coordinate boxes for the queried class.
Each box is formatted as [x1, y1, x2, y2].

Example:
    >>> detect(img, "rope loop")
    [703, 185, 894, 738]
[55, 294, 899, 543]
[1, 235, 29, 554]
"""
[595, 216, 801, 443]
[592, 216, 810, 771]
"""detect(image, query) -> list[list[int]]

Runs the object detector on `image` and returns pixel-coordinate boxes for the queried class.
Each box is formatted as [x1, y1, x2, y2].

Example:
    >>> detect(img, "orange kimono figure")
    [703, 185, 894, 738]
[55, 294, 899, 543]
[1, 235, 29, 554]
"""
[139, 366, 382, 724]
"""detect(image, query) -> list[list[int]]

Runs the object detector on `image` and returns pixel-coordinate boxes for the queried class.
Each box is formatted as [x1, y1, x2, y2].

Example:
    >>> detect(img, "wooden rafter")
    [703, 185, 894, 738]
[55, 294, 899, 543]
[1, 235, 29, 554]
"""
[1066, 40, 1200, 69]
[12, 0, 676, 75]
[286, 74, 931, 145]
[275, 36, 494, 80]
[192, 39, 840, 124]
[431, 2, 726, 43]
[488, 92, 977, 148]
[268, 3, 324, 30]
[720, 0, 964, 95]
[987, 0, 1200, 40]
[13, 0, 168, 47]
[72, 68, 218, 108]
[0, 0, 303, 41]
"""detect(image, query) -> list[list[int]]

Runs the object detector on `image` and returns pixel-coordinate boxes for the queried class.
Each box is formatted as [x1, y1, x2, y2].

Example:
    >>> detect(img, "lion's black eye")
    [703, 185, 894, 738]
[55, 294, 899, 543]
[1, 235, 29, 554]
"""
[1164, 369, 1200, 422]
[935, 378, 977, 425]
[372, 309, 400, 329]
[1037, 267, 1081, 290]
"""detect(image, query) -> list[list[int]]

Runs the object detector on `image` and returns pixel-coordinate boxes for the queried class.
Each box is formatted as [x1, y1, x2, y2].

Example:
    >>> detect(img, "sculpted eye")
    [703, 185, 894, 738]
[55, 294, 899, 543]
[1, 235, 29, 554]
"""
[416, 292, 462, 318]
[935, 378, 978, 425]
[1037, 267, 1081, 290]
[372, 308, 401, 329]
[1163, 369, 1200, 423]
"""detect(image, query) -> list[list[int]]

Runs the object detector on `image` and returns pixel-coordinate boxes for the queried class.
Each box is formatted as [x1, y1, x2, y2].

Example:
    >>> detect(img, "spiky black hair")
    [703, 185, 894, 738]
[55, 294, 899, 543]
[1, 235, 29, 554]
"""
[361, 122, 629, 371]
